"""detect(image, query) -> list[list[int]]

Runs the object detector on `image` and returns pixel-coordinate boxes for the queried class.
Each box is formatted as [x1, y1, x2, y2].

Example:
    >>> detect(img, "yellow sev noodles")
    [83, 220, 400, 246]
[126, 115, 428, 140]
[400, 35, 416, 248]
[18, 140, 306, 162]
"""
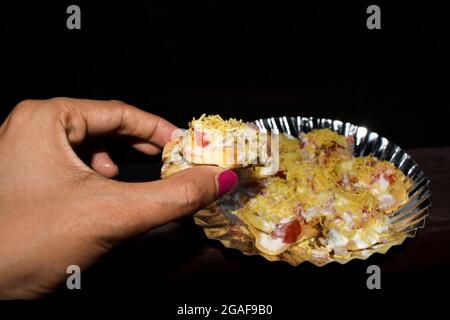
[233, 129, 411, 252]
[191, 114, 246, 132]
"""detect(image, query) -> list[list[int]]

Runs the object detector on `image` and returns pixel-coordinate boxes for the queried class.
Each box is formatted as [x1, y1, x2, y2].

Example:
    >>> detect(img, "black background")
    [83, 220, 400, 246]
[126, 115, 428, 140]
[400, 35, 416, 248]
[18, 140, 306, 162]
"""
[1, 1, 449, 154]
[1, 0, 449, 304]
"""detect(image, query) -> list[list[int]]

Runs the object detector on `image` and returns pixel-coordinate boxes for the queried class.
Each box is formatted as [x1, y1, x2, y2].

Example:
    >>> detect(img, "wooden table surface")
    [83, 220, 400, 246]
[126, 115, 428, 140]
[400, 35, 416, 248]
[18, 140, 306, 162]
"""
[53, 147, 450, 300]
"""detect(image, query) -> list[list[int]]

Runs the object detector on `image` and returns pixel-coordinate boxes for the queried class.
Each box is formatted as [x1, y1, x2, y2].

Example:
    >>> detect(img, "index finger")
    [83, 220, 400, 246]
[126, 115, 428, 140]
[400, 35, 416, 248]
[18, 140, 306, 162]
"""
[55, 98, 177, 147]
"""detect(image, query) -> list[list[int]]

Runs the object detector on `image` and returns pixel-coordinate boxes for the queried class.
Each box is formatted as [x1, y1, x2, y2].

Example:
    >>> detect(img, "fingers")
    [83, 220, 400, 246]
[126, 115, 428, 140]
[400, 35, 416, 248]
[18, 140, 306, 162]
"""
[131, 141, 161, 155]
[50, 98, 177, 147]
[90, 149, 119, 178]
[118, 136, 163, 155]
[99, 166, 239, 237]
[74, 138, 119, 178]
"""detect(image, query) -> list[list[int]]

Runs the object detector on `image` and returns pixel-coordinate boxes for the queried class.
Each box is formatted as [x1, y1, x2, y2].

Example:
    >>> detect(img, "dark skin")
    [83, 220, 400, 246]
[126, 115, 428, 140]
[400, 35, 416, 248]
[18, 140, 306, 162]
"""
[0, 98, 234, 298]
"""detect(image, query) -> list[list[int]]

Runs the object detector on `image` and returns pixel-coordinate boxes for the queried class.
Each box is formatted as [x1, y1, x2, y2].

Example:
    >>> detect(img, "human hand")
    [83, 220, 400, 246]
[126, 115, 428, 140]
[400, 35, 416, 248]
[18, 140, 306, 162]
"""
[0, 98, 238, 298]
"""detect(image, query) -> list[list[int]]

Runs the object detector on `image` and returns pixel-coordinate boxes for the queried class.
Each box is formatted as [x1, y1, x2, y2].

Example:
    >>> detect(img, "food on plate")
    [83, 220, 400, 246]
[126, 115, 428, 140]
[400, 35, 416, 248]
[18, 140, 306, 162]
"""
[204, 128, 412, 262]
[161, 115, 414, 265]
[161, 114, 276, 178]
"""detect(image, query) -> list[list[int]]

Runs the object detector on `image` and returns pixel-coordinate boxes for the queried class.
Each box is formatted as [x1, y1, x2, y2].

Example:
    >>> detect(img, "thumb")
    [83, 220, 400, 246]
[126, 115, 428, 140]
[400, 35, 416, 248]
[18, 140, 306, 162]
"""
[101, 166, 239, 236]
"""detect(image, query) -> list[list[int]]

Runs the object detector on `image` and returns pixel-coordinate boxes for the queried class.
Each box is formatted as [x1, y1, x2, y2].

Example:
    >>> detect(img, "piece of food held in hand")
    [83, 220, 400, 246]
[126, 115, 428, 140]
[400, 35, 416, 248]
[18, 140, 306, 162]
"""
[161, 116, 416, 266]
[161, 115, 279, 178]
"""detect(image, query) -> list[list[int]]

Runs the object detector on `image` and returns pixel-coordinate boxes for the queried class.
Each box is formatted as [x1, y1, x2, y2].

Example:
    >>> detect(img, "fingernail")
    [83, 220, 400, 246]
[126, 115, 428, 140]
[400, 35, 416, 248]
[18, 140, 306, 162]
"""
[216, 170, 239, 198]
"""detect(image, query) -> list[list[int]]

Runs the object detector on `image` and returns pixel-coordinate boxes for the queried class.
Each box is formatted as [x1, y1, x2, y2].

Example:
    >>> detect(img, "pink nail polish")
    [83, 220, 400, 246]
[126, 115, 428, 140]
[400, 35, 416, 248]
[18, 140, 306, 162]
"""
[216, 170, 239, 198]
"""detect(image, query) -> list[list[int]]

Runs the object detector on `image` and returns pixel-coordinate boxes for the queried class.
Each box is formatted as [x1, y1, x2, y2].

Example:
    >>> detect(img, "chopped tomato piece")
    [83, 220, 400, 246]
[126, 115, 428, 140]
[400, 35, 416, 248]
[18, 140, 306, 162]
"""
[384, 172, 396, 184]
[272, 219, 302, 244]
[370, 171, 396, 185]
